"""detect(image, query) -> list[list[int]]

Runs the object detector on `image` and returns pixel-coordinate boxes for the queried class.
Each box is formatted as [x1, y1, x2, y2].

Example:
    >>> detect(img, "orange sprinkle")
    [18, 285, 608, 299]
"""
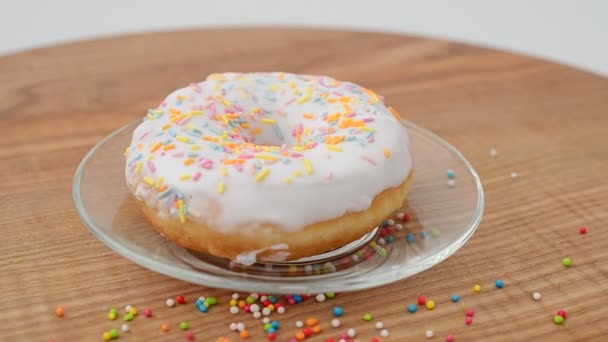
[312, 325, 321, 333]
[55, 307, 64, 317]
[150, 141, 163, 153]
[163, 144, 176, 151]
[136, 143, 144, 149]
[161, 323, 169, 332]
[328, 136, 345, 145]
[183, 158, 195, 166]
[238, 300, 246, 308]
[169, 108, 180, 115]
[239, 330, 249, 339]
[223, 158, 246, 165]
[303, 113, 314, 119]
[159, 184, 169, 193]
[384, 148, 392, 158]
[203, 136, 219, 142]
[306, 318, 318, 327]
[250, 128, 263, 135]
[295, 332, 305, 340]
[161, 123, 172, 131]
[240, 122, 251, 129]
[389, 106, 402, 120]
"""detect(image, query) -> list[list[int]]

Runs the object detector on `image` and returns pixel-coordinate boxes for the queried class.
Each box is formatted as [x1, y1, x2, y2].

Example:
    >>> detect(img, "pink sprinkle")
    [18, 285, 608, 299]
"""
[290, 153, 303, 158]
[446, 335, 454, 342]
[147, 161, 156, 173]
[345, 112, 356, 117]
[233, 103, 243, 112]
[297, 123, 303, 134]
[224, 108, 236, 114]
[361, 155, 377, 166]
[176, 117, 191, 126]
[138, 132, 149, 142]
[239, 153, 255, 159]
[466, 309, 475, 317]
[322, 113, 328, 120]
[186, 331, 194, 340]
[172, 153, 186, 158]
[193, 172, 202, 181]
[378, 94, 385, 102]
[224, 146, 233, 153]
[208, 103, 216, 118]
[465, 316, 473, 325]
[160, 101, 167, 107]
[310, 142, 319, 149]
[144, 308, 152, 317]
[284, 98, 296, 106]
[362, 117, 375, 122]
[235, 163, 243, 172]
[199, 159, 213, 169]
[368, 136, 375, 143]
[332, 91, 343, 96]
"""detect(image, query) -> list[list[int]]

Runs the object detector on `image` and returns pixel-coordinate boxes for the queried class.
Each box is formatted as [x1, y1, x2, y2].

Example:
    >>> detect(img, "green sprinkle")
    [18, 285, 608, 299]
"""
[554, 315, 564, 324]
[109, 328, 119, 339]
[180, 322, 189, 331]
[431, 228, 441, 237]
[246, 296, 256, 304]
[123, 313, 133, 322]
[326, 292, 335, 299]
[109, 308, 117, 314]
[363, 313, 373, 321]
[206, 297, 217, 305]
[562, 258, 572, 267]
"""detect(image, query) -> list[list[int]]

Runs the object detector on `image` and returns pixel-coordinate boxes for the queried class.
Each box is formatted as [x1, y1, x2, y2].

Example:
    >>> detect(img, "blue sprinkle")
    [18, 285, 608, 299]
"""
[447, 169, 456, 179]
[346, 136, 357, 142]
[271, 320, 279, 329]
[386, 235, 394, 244]
[272, 124, 284, 140]
[406, 233, 416, 244]
[164, 138, 172, 145]
[420, 231, 428, 239]
[333, 306, 344, 317]
[293, 295, 302, 303]
[188, 152, 199, 158]
[195, 299, 203, 306]
[269, 297, 278, 304]
[495, 279, 505, 288]
[408, 304, 417, 313]
[282, 158, 290, 165]
[267, 328, 276, 334]
[154, 132, 164, 137]
[452, 294, 460, 302]
[197, 304, 208, 313]
[167, 128, 177, 137]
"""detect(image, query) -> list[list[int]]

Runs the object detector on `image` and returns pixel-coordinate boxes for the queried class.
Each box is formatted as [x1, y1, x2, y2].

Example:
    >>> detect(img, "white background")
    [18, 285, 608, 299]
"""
[1, 0, 607, 76]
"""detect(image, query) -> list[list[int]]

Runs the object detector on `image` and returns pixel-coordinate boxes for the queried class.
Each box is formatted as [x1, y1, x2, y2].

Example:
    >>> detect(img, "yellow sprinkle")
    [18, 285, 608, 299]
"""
[255, 154, 278, 161]
[143, 177, 155, 186]
[293, 170, 302, 177]
[304, 127, 310, 136]
[261, 118, 276, 125]
[218, 182, 225, 194]
[176, 135, 190, 143]
[170, 114, 186, 123]
[284, 177, 292, 184]
[384, 148, 392, 158]
[135, 162, 142, 174]
[190, 145, 200, 151]
[292, 146, 305, 151]
[155, 176, 164, 188]
[124, 147, 130, 157]
[326, 144, 342, 152]
[268, 85, 281, 91]
[148, 155, 154, 160]
[179, 174, 192, 181]
[216, 95, 231, 107]
[146, 113, 155, 121]
[189, 110, 203, 116]
[359, 127, 375, 132]
[297, 86, 312, 104]
[388, 107, 402, 120]
[255, 169, 271, 183]
[303, 159, 313, 174]
[220, 166, 228, 176]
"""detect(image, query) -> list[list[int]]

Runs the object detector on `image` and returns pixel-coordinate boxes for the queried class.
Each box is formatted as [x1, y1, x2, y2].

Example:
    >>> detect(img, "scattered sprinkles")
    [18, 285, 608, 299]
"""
[562, 258, 572, 267]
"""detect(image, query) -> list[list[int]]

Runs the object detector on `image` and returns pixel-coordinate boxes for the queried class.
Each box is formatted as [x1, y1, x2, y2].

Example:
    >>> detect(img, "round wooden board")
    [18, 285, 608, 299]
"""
[1, 28, 607, 341]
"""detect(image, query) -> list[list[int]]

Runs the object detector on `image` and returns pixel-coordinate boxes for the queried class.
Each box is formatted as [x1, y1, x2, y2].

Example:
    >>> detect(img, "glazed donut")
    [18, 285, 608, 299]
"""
[125, 72, 412, 263]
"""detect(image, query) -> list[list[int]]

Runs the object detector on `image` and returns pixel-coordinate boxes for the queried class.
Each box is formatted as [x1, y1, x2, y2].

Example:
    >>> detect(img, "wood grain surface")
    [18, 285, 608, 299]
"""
[1, 28, 607, 341]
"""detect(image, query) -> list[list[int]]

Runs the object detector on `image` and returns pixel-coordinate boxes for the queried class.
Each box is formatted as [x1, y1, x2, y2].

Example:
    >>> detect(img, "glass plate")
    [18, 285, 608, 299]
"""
[73, 120, 483, 293]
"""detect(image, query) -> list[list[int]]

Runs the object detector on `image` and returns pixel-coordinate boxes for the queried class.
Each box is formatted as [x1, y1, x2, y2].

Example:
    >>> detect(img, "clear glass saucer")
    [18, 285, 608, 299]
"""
[73, 120, 483, 294]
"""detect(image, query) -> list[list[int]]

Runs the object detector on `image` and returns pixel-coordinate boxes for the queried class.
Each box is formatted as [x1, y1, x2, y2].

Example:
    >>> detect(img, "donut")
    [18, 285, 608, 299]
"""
[124, 72, 412, 263]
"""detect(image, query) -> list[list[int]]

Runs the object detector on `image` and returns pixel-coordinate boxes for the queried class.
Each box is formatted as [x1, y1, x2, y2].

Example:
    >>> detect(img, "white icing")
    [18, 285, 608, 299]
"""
[125, 72, 412, 233]
[234, 243, 289, 266]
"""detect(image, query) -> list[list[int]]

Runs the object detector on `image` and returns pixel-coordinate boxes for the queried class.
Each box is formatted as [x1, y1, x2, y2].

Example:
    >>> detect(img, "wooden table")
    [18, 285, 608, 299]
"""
[1, 28, 607, 342]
